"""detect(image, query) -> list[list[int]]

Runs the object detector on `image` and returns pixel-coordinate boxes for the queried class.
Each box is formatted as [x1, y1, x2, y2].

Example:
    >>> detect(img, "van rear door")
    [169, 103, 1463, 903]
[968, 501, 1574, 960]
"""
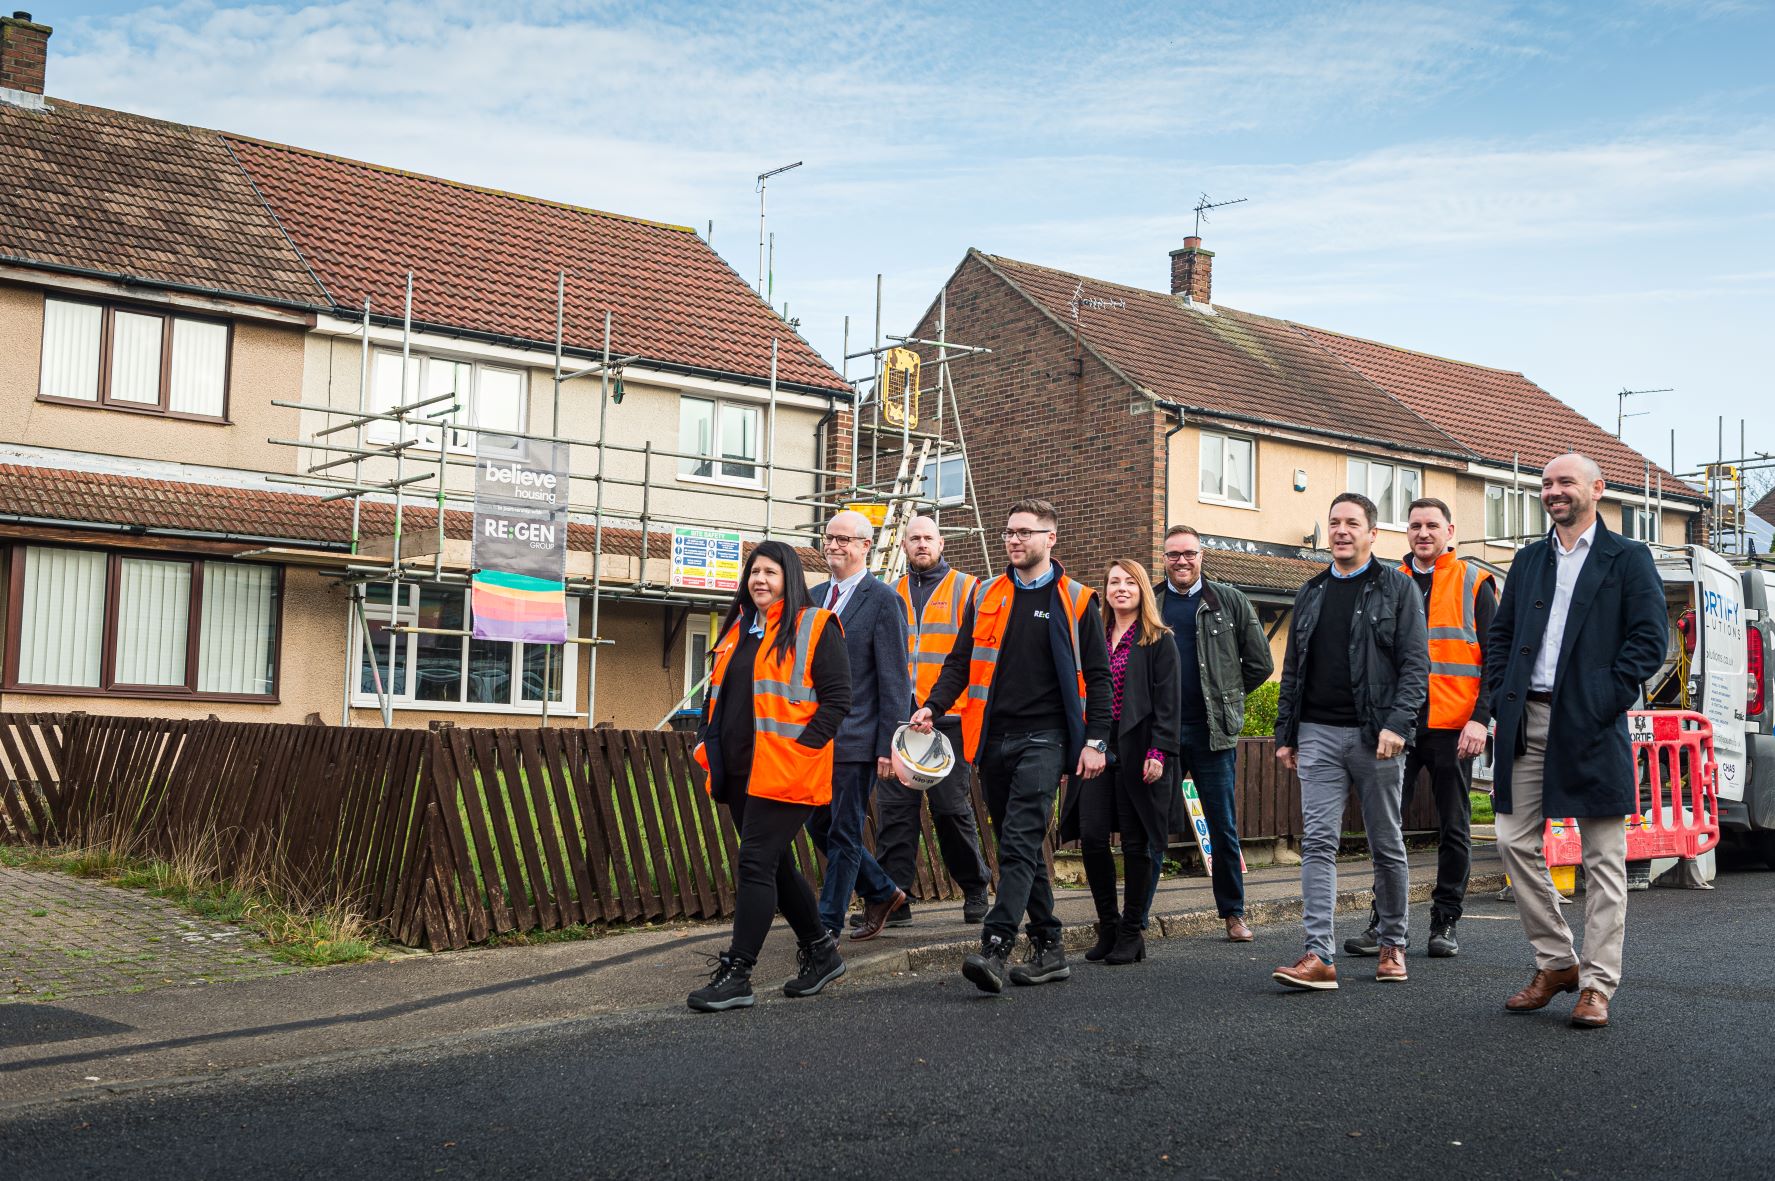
[1695, 547, 1749, 801]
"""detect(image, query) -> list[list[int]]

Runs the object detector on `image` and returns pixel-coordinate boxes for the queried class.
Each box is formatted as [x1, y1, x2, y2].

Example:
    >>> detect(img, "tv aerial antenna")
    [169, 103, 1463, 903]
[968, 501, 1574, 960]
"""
[1193, 192, 1247, 237]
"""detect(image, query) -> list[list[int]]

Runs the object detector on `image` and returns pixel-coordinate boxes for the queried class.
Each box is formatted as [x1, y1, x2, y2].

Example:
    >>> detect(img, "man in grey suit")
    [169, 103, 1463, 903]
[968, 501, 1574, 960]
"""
[808, 509, 911, 941]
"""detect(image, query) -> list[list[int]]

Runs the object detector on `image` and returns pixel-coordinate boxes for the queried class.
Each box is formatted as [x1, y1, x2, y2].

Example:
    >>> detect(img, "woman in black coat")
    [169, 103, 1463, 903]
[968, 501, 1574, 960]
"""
[1060, 558, 1182, 965]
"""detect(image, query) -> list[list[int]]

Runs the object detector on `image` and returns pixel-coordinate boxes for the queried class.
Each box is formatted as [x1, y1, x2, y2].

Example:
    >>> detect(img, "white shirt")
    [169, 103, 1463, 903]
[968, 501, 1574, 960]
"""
[821, 567, 869, 617]
[1530, 519, 1597, 692]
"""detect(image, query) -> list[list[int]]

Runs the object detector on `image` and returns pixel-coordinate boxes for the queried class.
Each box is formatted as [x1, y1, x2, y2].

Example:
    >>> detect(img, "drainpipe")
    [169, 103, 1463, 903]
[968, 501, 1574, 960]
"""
[1159, 400, 1186, 547]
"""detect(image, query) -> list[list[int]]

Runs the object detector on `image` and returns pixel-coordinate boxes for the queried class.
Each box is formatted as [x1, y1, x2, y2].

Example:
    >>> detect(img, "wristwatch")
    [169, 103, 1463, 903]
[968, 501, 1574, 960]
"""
[1085, 739, 1108, 755]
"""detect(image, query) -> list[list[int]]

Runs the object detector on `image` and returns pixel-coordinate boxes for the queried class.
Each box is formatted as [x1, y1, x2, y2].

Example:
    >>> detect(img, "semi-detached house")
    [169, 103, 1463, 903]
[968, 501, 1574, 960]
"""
[901, 238, 1705, 667]
[0, 14, 846, 730]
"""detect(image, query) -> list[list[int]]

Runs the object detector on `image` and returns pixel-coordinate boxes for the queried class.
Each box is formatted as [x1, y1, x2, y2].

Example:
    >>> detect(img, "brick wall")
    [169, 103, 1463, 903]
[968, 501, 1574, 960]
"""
[0, 14, 51, 96]
[906, 252, 1168, 584]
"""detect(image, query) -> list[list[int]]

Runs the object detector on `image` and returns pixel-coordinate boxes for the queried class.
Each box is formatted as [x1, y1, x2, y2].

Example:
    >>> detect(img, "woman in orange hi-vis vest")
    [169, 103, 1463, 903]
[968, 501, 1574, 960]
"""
[688, 540, 853, 1013]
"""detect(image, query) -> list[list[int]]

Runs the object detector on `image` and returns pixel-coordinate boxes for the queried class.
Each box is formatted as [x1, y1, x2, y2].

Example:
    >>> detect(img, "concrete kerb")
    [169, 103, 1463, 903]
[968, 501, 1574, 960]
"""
[848, 872, 1510, 981]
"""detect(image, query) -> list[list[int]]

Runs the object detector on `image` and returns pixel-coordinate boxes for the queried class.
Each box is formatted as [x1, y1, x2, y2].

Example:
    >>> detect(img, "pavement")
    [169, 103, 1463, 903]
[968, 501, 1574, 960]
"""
[2, 859, 1768, 1180]
[0, 841, 1502, 1110]
[0, 866, 293, 1003]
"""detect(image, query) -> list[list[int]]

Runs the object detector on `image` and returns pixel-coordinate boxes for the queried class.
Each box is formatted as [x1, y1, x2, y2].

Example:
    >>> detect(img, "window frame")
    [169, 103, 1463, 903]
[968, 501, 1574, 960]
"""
[676, 395, 765, 488]
[684, 613, 715, 711]
[1621, 502, 1660, 543]
[919, 454, 967, 507]
[1198, 430, 1257, 508]
[35, 295, 234, 423]
[2, 544, 282, 702]
[350, 584, 581, 716]
[1347, 456, 1423, 529]
[367, 349, 527, 454]
[1484, 483, 1553, 547]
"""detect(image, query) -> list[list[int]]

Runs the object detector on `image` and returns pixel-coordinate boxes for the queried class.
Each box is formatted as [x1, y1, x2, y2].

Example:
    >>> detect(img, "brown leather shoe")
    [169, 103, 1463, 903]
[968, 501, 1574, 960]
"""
[848, 887, 907, 942]
[1273, 953, 1338, 991]
[1504, 966, 1580, 1012]
[1570, 988, 1611, 1028]
[1225, 916, 1254, 942]
[1376, 945, 1408, 983]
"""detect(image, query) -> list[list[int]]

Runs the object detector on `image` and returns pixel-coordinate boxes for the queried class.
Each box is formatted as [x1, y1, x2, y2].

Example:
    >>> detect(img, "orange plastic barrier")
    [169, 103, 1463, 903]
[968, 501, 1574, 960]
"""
[1543, 710, 1720, 866]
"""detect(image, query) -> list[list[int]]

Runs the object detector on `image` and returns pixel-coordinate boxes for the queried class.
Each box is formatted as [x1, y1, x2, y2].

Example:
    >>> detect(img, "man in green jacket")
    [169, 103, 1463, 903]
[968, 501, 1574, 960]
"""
[1154, 526, 1276, 940]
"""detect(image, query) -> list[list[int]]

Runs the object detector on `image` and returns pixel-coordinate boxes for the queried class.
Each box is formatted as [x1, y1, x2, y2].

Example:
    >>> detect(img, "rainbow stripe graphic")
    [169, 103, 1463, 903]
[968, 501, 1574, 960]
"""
[471, 570, 568, 643]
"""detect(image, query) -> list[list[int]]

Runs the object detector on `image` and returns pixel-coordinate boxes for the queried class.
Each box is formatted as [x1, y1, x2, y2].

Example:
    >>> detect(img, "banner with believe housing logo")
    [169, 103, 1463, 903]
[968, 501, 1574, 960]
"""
[470, 435, 570, 644]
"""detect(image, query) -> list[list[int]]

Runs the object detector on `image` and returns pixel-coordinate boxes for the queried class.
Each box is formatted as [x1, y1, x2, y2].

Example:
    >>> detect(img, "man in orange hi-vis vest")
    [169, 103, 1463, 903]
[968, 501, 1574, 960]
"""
[911, 499, 1111, 995]
[872, 515, 992, 927]
[1347, 496, 1496, 962]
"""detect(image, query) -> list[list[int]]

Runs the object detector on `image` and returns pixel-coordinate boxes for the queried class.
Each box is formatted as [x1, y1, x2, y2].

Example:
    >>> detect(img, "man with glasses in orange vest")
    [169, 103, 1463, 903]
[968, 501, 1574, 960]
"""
[911, 499, 1112, 993]
[864, 514, 992, 928]
[1345, 497, 1495, 961]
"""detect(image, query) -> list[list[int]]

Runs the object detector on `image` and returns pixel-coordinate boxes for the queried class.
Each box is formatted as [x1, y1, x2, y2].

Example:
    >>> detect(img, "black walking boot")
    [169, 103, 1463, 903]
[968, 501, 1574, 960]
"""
[1105, 919, 1147, 965]
[1009, 936, 1071, 986]
[687, 951, 755, 1012]
[962, 890, 991, 925]
[961, 933, 1014, 994]
[1343, 905, 1382, 957]
[1427, 921, 1460, 958]
[1085, 920, 1119, 962]
[783, 932, 847, 997]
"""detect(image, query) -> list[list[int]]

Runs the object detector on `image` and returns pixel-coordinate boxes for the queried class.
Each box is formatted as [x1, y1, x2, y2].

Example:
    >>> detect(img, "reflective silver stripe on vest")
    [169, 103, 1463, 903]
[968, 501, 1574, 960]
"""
[971, 645, 999, 663]
[966, 685, 990, 701]
[1428, 661, 1482, 678]
[913, 652, 949, 665]
[1426, 626, 1475, 642]
[754, 716, 808, 740]
[1460, 561, 1481, 632]
[921, 622, 962, 637]
[786, 609, 821, 686]
[755, 678, 818, 703]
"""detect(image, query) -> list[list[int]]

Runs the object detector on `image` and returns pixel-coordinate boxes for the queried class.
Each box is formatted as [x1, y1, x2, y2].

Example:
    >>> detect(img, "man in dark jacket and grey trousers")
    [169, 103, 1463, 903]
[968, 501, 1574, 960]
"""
[1485, 453, 1667, 1029]
[1272, 492, 1429, 991]
[808, 509, 910, 941]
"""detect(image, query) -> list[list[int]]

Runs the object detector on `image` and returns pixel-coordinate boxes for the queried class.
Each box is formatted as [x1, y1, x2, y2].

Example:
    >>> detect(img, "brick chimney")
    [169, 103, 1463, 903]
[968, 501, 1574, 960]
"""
[1, 11, 51, 99]
[1169, 236, 1214, 305]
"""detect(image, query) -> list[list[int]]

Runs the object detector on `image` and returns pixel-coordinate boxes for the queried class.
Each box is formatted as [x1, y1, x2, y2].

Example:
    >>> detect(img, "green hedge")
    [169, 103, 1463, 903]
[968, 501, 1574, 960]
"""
[1240, 681, 1280, 736]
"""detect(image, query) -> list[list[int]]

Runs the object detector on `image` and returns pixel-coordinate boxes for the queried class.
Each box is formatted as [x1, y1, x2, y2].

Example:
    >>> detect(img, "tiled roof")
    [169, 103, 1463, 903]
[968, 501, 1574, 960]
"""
[0, 465, 826, 572]
[1295, 325, 1702, 500]
[222, 136, 848, 392]
[0, 97, 846, 392]
[977, 253, 1467, 458]
[1753, 486, 1775, 524]
[1200, 549, 1325, 595]
[0, 100, 323, 304]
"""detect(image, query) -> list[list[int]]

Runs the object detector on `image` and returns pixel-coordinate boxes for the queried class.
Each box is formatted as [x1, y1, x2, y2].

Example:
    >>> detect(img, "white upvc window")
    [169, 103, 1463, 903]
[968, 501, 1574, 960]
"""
[6, 546, 278, 698]
[1621, 503, 1660, 543]
[919, 454, 966, 507]
[678, 396, 761, 485]
[353, 584, 578, 714]
[367, 351, 526, 451]
[684, 614, 716, 712]
[38, 296, 230, 419]
[1484, 483, 1552, 546]
[1347, 457, 1422, 529]
[1199, 431, 1255, 506]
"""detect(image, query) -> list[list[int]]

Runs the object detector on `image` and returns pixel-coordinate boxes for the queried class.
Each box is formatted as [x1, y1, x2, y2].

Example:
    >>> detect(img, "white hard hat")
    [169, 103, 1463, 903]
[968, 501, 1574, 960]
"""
[890, 724, 955, 791]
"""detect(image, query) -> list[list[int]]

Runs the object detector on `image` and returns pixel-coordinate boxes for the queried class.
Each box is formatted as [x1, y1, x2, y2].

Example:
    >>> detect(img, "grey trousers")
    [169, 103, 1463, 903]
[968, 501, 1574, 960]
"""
[1495, 700, 1628, 998]
[1297, 723, 1409, 961]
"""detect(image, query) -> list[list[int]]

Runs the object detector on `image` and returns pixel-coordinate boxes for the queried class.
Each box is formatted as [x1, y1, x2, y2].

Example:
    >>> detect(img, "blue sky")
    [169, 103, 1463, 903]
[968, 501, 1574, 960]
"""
[31, 0, 1775, 477]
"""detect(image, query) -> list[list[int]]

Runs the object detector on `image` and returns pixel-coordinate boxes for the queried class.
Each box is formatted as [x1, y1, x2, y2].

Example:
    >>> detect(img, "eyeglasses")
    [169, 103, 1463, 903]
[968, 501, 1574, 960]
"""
[822, 533, 869, 546]
[1000, 528, 1054, 542]
[1163, 549, 1203, 561]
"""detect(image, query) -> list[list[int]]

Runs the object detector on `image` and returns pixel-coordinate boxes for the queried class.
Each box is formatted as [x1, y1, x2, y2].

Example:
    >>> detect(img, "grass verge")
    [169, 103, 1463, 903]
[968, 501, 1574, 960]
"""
[0, 839, 382, 968]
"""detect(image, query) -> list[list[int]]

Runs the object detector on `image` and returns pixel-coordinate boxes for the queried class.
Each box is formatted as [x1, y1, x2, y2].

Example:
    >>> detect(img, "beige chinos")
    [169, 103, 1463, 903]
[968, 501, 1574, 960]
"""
[1494, 700, 1629, 998]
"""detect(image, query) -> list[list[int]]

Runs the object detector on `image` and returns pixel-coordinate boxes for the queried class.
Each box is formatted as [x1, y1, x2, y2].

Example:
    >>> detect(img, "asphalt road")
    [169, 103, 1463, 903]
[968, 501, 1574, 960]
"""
[3, 872, 1772, 1180]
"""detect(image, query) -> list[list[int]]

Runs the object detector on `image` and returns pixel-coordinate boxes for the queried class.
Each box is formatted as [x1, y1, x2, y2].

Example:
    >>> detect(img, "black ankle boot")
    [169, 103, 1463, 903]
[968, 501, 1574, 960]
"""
[1085, 919, 1119, 962]
[688, 951, 756, 1011]
[1105, 920, 1146, 965]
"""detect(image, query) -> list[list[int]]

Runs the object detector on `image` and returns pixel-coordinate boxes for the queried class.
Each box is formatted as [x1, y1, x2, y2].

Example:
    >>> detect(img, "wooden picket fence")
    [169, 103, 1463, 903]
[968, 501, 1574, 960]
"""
[0, 714, 1435, 951]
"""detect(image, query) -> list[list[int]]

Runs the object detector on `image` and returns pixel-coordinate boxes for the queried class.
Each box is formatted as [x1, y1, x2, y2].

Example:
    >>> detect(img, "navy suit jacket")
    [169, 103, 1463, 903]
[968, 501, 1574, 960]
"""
[1483, 518, 1668, 817]
[809, 573, 912, 764]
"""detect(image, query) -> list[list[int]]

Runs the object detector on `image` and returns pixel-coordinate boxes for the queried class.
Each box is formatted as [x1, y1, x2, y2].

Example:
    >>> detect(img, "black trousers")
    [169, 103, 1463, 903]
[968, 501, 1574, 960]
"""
[725, 788, 824, 963]
[874, 725, 990, 896]
[1078, 763, 1159, 929]
[978, 730, 1066, 945]
[1401, 727, 1474, 927]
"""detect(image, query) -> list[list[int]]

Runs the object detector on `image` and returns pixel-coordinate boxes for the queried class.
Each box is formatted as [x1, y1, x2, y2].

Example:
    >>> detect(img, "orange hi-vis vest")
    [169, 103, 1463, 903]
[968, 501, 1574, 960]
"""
[1400, 551, 1495, 731]
[694, 601, 838, 806]
[955, 572, 1095, 764]
[896, 568, 980, 705]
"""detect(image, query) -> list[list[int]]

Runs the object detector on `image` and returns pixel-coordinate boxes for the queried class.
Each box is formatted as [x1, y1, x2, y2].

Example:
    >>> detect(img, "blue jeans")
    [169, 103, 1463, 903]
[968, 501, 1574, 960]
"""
[1176, 722, 1244, 918]
[808, 761, 900, 934]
